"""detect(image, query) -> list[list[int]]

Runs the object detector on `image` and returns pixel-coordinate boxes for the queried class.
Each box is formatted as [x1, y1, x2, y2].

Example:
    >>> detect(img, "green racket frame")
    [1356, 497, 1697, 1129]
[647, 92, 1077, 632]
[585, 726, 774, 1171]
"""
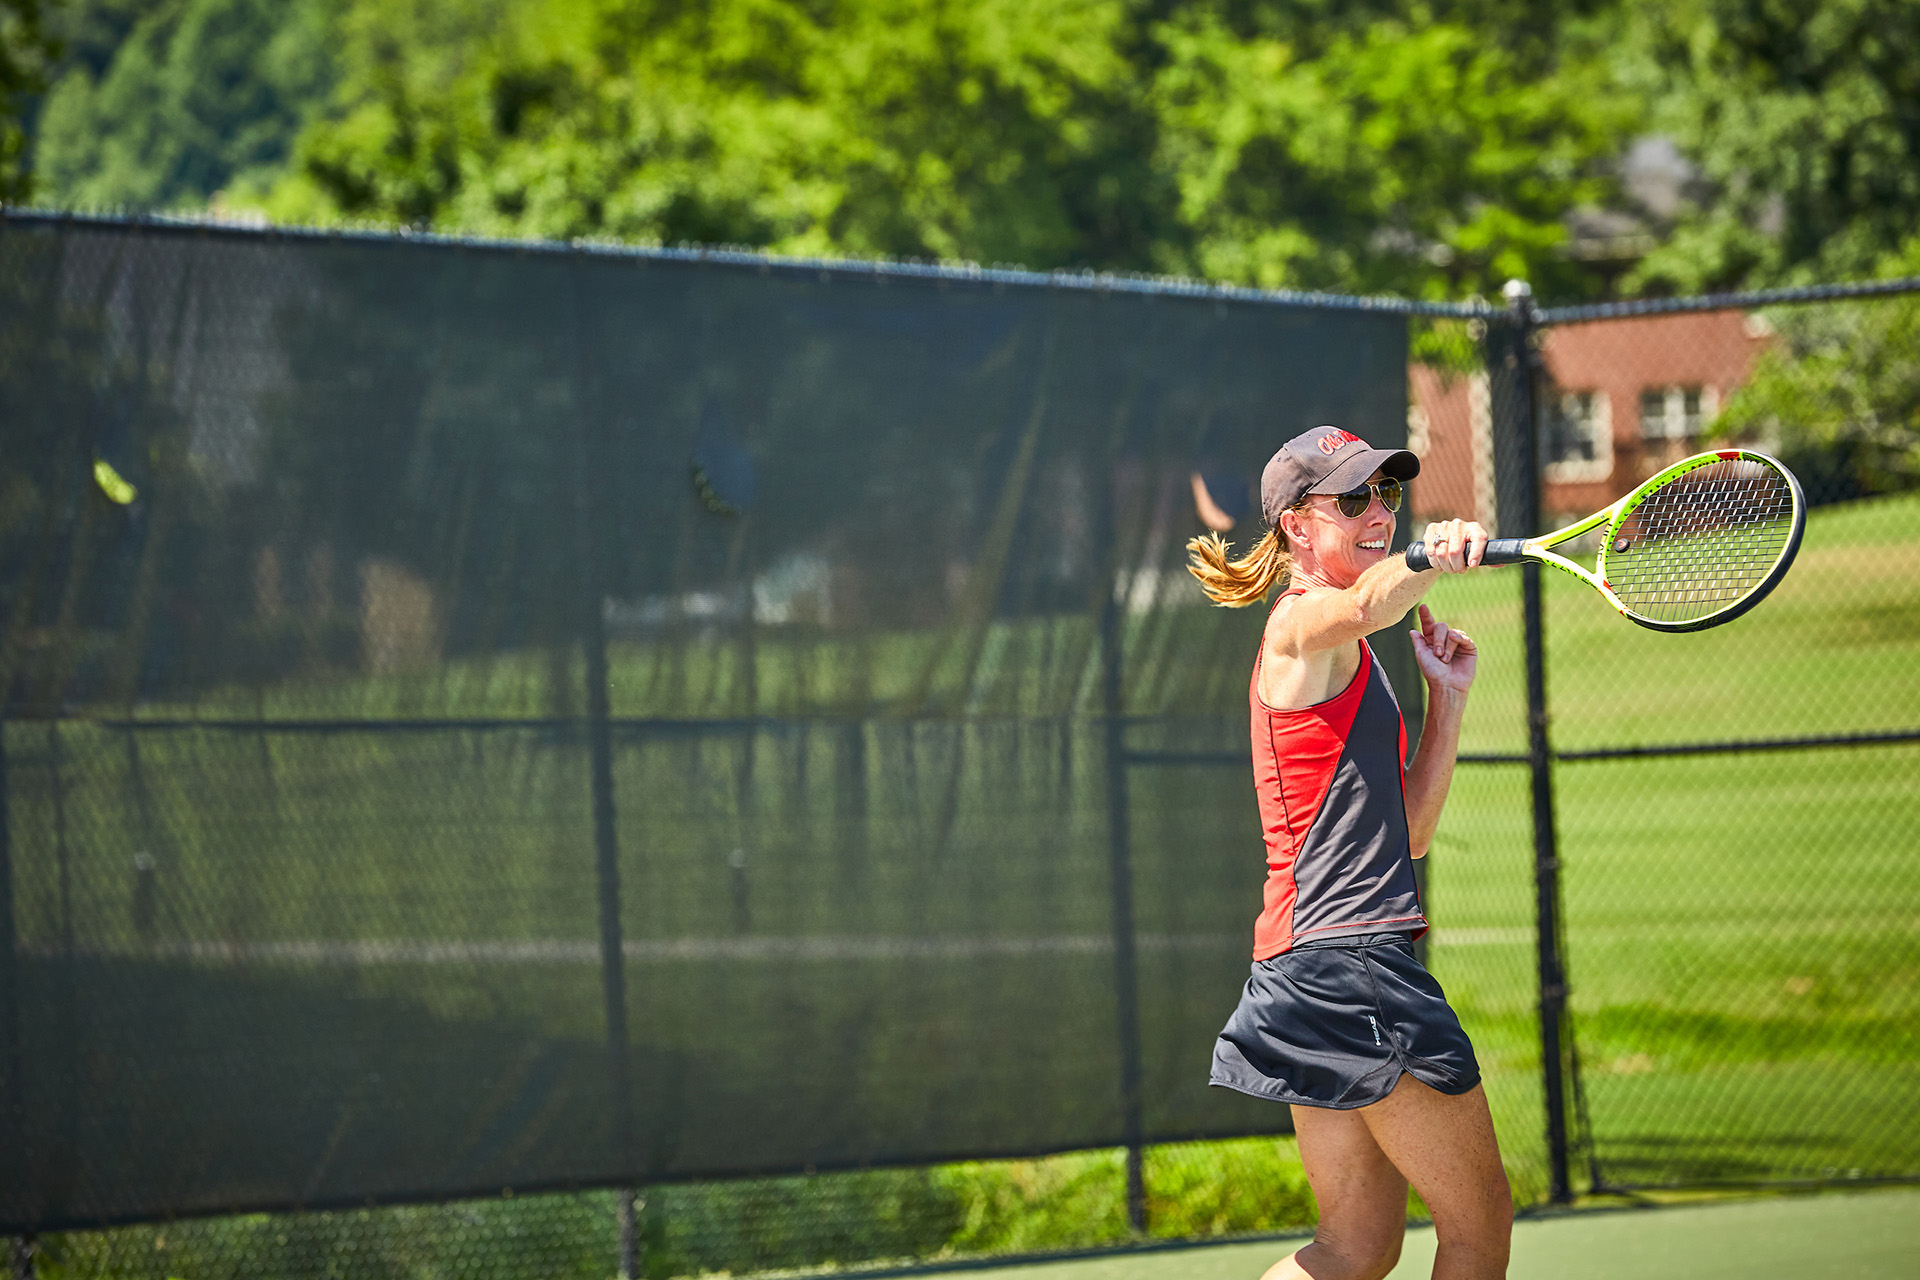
[1405, 449, 1807, 633]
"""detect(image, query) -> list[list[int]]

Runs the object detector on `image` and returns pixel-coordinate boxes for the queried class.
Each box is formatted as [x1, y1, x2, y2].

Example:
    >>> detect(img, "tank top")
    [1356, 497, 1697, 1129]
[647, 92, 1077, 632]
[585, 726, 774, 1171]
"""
[1248, 589, 1428, 959]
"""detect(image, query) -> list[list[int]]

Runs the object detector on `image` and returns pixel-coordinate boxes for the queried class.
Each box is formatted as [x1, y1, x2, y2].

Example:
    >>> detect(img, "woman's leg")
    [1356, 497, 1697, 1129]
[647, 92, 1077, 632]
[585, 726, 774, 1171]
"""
[1359, 1076, 1512, 1280]
[1260, 1103, 1409, 1280]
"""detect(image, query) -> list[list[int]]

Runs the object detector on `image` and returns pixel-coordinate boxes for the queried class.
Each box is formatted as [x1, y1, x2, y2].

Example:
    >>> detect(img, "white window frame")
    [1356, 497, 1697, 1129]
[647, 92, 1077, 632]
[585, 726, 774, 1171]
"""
[1639, 384, 1719, 442]
[1542, 389, 1613, 484]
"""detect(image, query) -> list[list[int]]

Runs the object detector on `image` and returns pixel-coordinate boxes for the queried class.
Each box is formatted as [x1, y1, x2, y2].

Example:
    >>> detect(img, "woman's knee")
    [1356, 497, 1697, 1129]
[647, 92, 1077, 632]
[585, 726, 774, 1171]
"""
[1361, 1230, 1405, 1279]
[1430, 1186, 1513, 1258]
[1310, 1221, 1404, 1280]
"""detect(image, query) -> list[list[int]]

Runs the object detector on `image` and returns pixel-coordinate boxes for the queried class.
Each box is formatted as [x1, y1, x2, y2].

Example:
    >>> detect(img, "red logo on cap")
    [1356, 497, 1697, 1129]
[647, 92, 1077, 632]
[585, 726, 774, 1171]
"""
[1317, 429, 1363, 456]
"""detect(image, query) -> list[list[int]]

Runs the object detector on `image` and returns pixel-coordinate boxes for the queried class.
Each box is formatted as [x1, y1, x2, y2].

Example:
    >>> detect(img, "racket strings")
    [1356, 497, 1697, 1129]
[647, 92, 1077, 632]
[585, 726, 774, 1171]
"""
[1599, 460, 1797, 624]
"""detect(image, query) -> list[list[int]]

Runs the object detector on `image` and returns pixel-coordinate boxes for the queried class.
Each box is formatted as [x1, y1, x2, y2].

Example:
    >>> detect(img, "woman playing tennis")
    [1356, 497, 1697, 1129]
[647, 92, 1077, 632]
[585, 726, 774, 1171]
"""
[1188, 425, 1508, 1280]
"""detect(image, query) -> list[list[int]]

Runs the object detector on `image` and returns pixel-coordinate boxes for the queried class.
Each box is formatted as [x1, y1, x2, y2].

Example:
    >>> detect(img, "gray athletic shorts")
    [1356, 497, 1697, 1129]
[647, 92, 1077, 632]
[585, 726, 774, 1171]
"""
[1209, 931, 1481, 1109]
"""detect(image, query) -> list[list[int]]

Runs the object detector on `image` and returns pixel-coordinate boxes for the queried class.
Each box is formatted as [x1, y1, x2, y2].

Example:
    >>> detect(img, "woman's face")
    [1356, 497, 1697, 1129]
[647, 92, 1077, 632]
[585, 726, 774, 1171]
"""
[1289, 468, 1398, 586]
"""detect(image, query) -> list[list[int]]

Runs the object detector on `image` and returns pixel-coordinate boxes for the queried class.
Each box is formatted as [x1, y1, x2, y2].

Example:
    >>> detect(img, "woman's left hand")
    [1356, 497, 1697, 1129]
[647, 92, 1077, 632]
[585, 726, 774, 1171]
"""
[1410, 603, 1476, 694]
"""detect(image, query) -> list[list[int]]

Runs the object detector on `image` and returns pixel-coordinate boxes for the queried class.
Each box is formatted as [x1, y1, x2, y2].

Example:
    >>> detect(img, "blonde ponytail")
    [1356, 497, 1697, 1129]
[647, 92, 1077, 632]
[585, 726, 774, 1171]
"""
[1186, 528, 1293, 607]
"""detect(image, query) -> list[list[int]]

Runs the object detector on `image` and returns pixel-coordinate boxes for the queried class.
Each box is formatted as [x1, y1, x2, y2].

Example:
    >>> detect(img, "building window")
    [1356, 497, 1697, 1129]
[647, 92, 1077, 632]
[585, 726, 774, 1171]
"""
[1640, 385, 1716, 441]
[1542, 390, 1612, 481]
[1639, 388, 1669, 438]
[1548, 392, 1598, 464]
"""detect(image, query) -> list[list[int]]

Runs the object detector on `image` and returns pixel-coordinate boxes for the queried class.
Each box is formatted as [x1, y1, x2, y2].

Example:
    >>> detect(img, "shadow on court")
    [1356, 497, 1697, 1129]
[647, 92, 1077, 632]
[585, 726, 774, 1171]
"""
[953, 1187, 1920, 1280]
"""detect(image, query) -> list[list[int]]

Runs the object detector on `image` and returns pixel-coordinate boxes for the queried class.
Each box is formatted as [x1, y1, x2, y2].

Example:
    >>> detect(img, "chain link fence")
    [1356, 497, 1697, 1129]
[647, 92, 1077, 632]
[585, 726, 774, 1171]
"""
[1416, 281, 1920, 1197]
[3, 211, 1916, 1278]
[1537, 287, 1920, 1192]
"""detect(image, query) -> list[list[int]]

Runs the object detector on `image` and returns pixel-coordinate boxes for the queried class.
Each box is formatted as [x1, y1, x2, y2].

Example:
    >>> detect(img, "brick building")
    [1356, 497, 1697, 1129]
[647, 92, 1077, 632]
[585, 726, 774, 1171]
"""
[1409, 310, 1772, 528]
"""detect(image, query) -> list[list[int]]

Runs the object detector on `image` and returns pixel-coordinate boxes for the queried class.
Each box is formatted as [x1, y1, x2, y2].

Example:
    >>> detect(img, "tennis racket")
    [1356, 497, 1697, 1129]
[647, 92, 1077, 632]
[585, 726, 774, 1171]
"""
[1405, 449, 1806, 633]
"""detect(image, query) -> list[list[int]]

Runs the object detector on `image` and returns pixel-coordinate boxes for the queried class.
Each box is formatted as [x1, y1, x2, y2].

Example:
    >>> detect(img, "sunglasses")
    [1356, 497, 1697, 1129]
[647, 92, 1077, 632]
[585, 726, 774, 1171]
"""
[1306, 477, 1403, 519]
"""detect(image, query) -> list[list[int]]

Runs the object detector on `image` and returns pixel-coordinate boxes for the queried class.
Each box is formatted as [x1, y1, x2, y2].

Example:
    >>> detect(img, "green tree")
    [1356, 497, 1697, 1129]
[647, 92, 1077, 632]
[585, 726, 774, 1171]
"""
[1714, 241, 1920, 499]
[268, 0, 1637, 295]
[269, 0, 1167, 270]
[30, 0, 1665, 298]
[1147, 8, 1634, 299]
[33, 0, 334, 209]
[767, 0, 1167, 268]
[0, 0, 57, 200]
[1617, 0, 1920, 292]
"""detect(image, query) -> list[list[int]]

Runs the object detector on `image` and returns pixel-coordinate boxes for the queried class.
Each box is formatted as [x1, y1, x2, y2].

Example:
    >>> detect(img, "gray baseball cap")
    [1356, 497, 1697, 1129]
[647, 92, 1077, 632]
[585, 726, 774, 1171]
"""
[1260, 425, 1420, 527]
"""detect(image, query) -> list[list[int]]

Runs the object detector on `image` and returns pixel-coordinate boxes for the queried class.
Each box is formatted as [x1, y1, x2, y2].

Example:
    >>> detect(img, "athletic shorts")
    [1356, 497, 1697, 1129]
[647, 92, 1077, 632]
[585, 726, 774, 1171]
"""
[1209, 931, 1481, 1110]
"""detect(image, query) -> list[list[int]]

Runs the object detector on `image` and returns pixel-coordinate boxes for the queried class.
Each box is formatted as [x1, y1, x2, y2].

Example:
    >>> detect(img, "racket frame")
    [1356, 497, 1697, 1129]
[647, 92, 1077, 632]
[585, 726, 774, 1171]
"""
[1414, 449, 1807, 633]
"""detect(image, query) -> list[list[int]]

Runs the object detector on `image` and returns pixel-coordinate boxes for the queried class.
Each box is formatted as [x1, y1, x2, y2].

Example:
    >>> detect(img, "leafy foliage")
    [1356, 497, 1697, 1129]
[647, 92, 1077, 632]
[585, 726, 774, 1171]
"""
[257, 0, 1632, 297]
[267, 0, 1168, 270]
[20, 0, 1920, 301]
[1615, 0, 1920, 292]
[1149, 9, 1632, 298]
[1715, 261, 1920, 499]
[0, 0, 56, 199]
[30, 0, 334, 209]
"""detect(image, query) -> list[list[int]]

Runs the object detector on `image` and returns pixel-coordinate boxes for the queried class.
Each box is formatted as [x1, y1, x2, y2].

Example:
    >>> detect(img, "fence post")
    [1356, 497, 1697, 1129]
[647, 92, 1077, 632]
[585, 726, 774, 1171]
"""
[0, 718, 21, 1240]
[571, 265, 641, 1278]
[1098, 504, 1148, 1235]
[1497, 280, 1573, 1204]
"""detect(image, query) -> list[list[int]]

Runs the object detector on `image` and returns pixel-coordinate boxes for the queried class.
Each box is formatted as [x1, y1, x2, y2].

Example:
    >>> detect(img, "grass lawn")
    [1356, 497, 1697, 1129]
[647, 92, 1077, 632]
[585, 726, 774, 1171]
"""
[1418, 489, 1920, 1191]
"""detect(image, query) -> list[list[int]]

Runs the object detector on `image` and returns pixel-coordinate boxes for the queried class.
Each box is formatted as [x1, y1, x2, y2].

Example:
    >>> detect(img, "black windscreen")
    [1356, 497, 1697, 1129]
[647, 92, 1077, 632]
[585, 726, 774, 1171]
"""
[0, 216, 1410, 1230]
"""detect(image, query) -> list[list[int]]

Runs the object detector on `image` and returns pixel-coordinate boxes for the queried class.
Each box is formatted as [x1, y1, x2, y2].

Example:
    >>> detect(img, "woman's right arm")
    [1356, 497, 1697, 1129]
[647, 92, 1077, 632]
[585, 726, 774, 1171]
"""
[1267, 518, 1488, 660]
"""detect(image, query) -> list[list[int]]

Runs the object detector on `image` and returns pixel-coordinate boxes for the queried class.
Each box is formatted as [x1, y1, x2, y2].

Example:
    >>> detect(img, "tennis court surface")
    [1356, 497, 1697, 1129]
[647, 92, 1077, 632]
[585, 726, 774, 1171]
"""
[963, 1188, 1920, 1280]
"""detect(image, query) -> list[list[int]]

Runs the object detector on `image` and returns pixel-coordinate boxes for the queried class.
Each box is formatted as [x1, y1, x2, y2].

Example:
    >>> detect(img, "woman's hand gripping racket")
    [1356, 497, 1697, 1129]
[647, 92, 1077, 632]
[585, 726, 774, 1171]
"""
[1405, 449, 1807, 633]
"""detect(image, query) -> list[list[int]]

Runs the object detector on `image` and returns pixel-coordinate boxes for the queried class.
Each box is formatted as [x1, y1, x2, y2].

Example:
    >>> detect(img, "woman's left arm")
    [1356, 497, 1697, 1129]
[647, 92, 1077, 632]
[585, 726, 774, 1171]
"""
[1404, 603, 1477, 860]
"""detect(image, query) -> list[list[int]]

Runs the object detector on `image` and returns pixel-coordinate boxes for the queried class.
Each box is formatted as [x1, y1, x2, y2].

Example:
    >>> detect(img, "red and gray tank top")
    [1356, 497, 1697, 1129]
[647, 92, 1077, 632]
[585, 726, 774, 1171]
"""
[1249, 590, 1428, 960]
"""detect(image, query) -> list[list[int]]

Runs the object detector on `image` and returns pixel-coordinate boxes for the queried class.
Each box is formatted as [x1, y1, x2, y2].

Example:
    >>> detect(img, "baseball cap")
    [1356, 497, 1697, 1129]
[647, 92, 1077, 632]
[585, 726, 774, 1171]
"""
[1260, 425, 1420, 528]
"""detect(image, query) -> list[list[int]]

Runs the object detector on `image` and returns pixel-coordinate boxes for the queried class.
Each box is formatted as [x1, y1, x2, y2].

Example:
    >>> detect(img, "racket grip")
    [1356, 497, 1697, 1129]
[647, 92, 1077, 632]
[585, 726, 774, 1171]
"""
[1482, 538, 1530, 565]
[1405, 538, 1530, 570]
